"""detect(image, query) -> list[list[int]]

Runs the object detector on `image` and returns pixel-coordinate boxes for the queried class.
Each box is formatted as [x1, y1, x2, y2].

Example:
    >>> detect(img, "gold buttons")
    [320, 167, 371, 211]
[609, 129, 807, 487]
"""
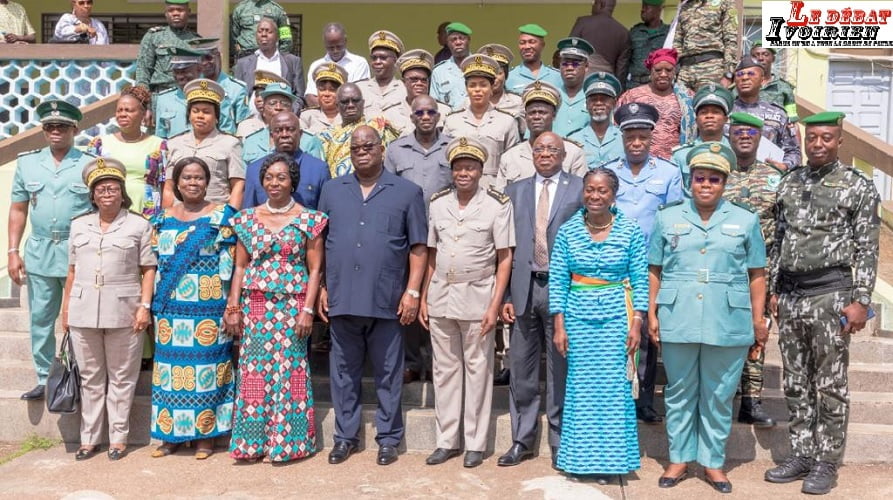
[697, 293, 703, 300]
[700, 248, 706, 254]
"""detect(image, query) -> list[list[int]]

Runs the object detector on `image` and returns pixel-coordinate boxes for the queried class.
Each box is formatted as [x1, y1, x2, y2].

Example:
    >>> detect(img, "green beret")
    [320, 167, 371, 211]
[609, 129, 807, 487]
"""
[693, 83, 733, 114]
[686, 141, 736, 176]
[728, 112, 764, 128]
[165, 0, 190, 4]
[519, 24, 548, 38]
[36, 100, 82, 125]
[801, 111, 845, 127]
[446, 22, 472, 36]
[751, 40, 777, 55]
[642, 0, 665, 5]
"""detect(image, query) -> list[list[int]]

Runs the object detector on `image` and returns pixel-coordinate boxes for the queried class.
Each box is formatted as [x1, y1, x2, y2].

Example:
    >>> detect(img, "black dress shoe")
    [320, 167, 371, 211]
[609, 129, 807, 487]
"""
[658, 471, 688, 488]
[377, 445, 398, 466]
[550, 446, 559, 471]
[75, 447, 99, 461]
[426, 448, 461, 465]
[328, 441, 357, 464]
[463, 451, 483, 468]
[493, 368, 510, 386]
[706, 476, 733, 494]
[402, 369, 420, 384]
[765, 455, 815, 483]
[497, 443, 533, 466]
[21, 385, 45, 401]
[107, 447, 126, 461]
[636, 407, 663, 424]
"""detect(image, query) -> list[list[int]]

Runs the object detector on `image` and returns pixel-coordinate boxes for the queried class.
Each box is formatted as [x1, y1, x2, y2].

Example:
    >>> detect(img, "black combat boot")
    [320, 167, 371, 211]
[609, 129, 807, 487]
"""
[802, 461, 838, 495]
[738, 396, 776, 428]
[765, 455, 815, 483]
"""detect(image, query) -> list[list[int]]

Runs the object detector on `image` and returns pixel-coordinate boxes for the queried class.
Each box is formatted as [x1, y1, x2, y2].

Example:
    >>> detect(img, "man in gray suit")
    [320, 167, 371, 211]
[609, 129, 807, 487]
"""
[497, 131, 583, 468]
[233, 17, 306, 110]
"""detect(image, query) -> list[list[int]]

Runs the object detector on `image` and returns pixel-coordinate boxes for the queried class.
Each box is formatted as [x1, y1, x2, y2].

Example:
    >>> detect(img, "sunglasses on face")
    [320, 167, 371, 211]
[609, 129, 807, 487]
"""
[732, 128, 760, 137]
[560, 59, 583, 68]
[736, 70, 758, 78]
[349, 142, 381, 153]
[42, 123, 72, 132]
[692, 175, 724, 185]
[339, 97, 362, 105]
[94, 186, 121, 195]
[413, 109, 438, 117]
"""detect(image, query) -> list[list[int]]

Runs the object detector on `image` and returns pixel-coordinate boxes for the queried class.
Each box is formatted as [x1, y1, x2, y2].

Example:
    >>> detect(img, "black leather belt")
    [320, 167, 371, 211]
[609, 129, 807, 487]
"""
[679, 51, 724, 67]
[779, 265, 852, 297]
[532, 271, 549, 281]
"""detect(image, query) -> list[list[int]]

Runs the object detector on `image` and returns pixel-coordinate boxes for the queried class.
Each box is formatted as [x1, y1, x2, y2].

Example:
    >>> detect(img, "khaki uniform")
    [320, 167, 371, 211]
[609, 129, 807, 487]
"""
[166, 129, 245, 204]
[442, 107, 521, 188]
[356, 77, 408, 119]
[426, 187, 515, 452]
[299, 108, 342, 136]
[68, 210, 156, 445]
[494, 139, 588, 190]
[383, 99, 451, 137]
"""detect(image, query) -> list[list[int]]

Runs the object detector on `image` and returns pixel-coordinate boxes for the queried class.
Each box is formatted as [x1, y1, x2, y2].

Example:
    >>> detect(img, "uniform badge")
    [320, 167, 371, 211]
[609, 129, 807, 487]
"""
[670, 234, 679, 249]
[629, 103, 639, 114]
[766, 174, 781, 191]
[709, 143, 722, 153]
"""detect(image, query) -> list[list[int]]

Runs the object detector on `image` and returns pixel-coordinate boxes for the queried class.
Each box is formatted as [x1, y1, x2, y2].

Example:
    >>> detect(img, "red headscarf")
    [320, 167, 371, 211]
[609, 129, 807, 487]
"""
[645, 48, 679, 70]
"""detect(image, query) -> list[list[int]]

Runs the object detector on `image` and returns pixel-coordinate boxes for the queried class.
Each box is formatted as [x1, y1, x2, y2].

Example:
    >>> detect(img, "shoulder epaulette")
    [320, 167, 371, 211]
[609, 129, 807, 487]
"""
[563, 137, 583, 148]
[672, 142, 693, 152]
[783, 165, 804, 177]
[244, 128, 266, 139]
[226, 76, 246, 89]
[156, 87, 177, 96]
[729, 200, 756, 213]
[433, 60, 451, 69]
[148, 26, 165, 34]
[303, 105, 321, 111]
[845, 164, 874, 183]
[767, 101, 787, 114]
[17, 148, 40, 157]
[430, 187, 453, 203]
[486, 186, 510, 205]
[494, 108, 515, 118]
[565, 126, 585, 137]
[597, 157, 622, 169]
[757, 160, 784, 175]
[436, 99, 450, 108]
[81, 150, 97, 158]
[658, 199, 685, 210]
[128, 209, 147, 218]
[220, 130, 239, 138]
[71, 210, 94, 221]
[446, 108, 465, 116]
[504, 89, 522, 97]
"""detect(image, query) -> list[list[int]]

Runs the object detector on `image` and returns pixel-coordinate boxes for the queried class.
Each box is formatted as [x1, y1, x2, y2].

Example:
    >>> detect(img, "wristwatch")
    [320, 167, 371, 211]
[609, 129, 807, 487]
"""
[140, 302, 151, 310]
[856, 295, 872, 307]
[406, 289, 420, 299]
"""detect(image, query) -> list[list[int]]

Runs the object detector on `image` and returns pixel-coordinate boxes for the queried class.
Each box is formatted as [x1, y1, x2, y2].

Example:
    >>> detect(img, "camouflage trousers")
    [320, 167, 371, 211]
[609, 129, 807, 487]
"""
[778, 290, 851, 464]
[677, 58, 725, 92]
[739, 347, 765, 397]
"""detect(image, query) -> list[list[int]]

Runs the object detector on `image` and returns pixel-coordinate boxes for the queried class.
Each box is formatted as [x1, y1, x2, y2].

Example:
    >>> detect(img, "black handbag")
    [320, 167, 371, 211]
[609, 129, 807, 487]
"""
[46, 331, 81, 414]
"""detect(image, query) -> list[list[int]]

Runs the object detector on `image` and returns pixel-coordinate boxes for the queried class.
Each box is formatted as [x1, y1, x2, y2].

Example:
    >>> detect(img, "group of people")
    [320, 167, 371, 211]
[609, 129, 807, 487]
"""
[5, 0, 883, 497]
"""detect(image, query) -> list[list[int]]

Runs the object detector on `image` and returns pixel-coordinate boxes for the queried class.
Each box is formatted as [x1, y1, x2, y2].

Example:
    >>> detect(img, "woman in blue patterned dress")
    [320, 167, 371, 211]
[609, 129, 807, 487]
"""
[224, 152, 327, 463]
[549, 167, 648, 479]
[150, 156, 236, 460]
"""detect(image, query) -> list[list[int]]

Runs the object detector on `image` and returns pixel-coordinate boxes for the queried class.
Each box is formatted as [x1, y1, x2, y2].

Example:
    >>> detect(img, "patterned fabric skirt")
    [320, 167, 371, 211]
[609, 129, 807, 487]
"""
[229, 289, 316, 462]
[151, 312, 235, 443]
[557, 314, 640, 475]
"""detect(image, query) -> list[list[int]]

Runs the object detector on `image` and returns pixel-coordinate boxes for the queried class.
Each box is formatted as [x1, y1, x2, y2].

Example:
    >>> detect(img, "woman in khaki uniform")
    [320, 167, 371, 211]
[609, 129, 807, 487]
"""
[62, 158, 157, 461]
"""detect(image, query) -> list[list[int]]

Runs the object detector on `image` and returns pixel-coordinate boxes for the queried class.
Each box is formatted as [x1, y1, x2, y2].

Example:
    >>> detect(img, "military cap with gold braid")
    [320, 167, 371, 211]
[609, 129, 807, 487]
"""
[686, 141, 736, 176]
[522, 81, 562, 108]
[397, 49, 435, 74]
[478, 44, 513, 67]
[254, 69, 288, 89]
[312, 63, 349, 86]
[460, 54, 498, 80]
[184, 78, 224, 105]
[83, 157, 127, 189]
[368, 30, 404, 56]
[447, 137, 488, 165]
[801, 111, 845, 127]
[36, 100, 82, 125]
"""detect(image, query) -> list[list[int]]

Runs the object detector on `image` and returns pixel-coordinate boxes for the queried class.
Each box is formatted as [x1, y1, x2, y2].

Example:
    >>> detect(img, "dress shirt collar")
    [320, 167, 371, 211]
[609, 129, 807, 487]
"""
[256, 49, 281, 63]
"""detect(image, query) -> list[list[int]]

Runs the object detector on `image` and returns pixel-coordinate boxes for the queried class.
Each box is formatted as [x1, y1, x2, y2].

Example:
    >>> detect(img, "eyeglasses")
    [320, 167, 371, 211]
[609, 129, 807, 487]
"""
[42, 123, 72, 132]
[732, 128, 760, 137]
[94, 186, 122, 195]
[349, 142, 381, 153]
[339, 96, 362, 105]
[560, 59, 583, 68]
[735, 70, 758, 78]
[692, 175, 724, 185]
[532, 146, 562, 155]
[413, 109, 439, 117]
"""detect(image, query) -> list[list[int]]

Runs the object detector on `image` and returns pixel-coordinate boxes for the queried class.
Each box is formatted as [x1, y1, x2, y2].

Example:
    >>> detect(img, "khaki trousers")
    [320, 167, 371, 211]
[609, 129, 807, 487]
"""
[429, 317, 495, 452]
[69, 326, 144, 446]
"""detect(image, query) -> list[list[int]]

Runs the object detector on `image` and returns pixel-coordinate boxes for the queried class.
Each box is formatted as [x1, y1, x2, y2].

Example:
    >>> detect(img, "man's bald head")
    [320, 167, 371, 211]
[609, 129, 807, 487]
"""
[271, 111, 302, 153]
[337, 83, 364, 123]
[350, 125, 384, 175]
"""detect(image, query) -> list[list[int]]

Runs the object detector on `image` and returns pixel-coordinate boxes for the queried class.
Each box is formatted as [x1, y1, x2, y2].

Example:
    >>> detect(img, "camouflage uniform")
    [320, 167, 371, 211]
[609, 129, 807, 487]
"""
[761, 75, 798, 123]
[770, 160, 880, 464]
[673, 0, 738, 91]
[724, 160, 782, 397]
[135, 25, 200, 92]
[230, 0, 292, 56]
[732, 99, 801, 169]
[627, 22, 669, 88]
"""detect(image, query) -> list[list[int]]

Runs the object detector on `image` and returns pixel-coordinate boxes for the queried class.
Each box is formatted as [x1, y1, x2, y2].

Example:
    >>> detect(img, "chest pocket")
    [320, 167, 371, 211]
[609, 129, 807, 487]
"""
[465, 222, 491, 246]
[71, 233, 91, 259]
[203, 151, 231, 183]
[376, 211, 405, 237]
[69, 183, 89, 195]
[645, 182, 667, 199]
[25, 182, 45, 196]
[109, 238, 137, 265]
[661, 224, 693, 254]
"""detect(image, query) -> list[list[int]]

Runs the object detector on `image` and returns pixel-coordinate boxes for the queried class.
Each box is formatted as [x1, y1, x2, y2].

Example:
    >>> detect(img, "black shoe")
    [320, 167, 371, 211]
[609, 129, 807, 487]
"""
[377, 445, 398, 466]
[328, 441, 357, 464]
[463, 451, 484, 468]
[706, 476, 733, 493]
[765, 455, 815, 483]
[107, 447, 126, 461]
[493, 368, 510, 386]
[738, 396, 776, 428]
[20, 385, 45, 401]
[658, 470, 688, 488]
[550, 446, 559, 471]
[802, 461, 838, 495]
[636, 406, 663, 424]
[426, 448, 461, 465]
[75, 446, 99, 461]
[497, 443, 533, 466]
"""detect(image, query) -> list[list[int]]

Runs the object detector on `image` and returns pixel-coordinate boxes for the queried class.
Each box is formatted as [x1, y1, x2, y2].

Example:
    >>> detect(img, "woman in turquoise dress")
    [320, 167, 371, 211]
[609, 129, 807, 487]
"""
[549, 167, 648, 479]
[224, 152, 327, 463]
[150, 156, 236, 460]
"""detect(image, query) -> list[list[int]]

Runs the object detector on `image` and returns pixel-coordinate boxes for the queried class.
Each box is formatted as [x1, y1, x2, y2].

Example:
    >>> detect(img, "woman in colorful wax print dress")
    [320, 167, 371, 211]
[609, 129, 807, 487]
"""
[549, 167, 647, 482]
[224, 152, 328, 463]
[149, 156, 237, 460]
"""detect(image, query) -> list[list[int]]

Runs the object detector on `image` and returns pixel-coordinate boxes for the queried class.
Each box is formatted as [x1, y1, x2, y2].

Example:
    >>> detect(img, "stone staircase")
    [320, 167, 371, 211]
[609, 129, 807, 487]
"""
[1, 300, 892, 463]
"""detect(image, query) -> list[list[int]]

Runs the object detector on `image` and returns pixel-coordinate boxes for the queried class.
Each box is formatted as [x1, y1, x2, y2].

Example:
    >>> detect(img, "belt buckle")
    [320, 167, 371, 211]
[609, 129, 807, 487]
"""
[95, 273, 104, 288]
[446, 272, 457, 284]
[52, 230, 63, 243]
[697, 269, 710, 283]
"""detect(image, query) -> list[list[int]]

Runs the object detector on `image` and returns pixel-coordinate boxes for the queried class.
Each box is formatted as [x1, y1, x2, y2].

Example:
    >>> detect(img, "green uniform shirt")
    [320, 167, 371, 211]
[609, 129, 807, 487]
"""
[10, 148, 93, 277]
[673, 0, 739, 75]
[230, 0, 292, 54]
[760, 75, 798, 122]
[724, 160, 782, 251]
[135, 25, 200, 91]
[627, 22, 669, 87]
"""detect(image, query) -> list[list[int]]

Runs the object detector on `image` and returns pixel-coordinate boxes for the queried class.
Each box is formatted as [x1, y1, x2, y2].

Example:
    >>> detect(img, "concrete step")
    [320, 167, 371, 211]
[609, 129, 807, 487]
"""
[1, 360, 154, 397]
[3, 392, 893, 463]
[0, 308, 33, 334]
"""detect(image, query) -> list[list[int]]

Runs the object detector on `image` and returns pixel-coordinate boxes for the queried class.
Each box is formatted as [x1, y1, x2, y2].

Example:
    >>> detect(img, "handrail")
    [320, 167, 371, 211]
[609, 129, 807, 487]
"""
[0, 94, 121, 165]
[0, 44, 140, 61]
[796, 96, 893, 178]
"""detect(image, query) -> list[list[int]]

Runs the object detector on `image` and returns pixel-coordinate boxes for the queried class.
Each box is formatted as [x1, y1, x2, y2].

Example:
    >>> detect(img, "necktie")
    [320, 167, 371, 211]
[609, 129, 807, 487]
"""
[534, 179, 551, 268]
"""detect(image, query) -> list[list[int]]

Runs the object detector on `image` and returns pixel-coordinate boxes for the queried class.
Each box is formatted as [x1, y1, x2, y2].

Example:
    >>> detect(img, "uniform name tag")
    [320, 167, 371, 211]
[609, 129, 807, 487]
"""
[722, 224, 740, 230]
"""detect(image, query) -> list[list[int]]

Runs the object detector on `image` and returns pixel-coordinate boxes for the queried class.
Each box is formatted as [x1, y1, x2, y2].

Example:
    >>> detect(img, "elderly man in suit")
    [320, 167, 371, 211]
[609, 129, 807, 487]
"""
[234, 17, 306, 110]
[498, 131, 583, 468]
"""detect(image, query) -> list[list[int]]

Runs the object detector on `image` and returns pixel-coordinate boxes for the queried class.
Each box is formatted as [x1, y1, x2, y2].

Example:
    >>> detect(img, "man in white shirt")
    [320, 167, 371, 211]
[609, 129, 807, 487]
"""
[304, 23, 370, 107]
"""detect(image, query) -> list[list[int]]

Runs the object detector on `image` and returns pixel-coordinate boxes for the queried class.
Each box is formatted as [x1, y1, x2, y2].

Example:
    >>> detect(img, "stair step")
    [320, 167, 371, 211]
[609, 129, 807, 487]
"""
[0, 309, 35, 334]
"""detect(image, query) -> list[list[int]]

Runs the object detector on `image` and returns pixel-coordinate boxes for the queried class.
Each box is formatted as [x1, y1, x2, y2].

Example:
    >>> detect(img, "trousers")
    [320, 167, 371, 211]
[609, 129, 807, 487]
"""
[635, 316, 659, 411]
[677, 58, 725, 92]
[27, 274, 66, 385]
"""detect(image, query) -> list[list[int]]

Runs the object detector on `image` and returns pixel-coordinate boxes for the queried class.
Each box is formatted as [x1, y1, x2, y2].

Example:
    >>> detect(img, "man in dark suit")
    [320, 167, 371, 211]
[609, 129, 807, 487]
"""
[234, 17, 306, 110]
[569, 0, 631, 83]
[497, 131, 583, 468]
